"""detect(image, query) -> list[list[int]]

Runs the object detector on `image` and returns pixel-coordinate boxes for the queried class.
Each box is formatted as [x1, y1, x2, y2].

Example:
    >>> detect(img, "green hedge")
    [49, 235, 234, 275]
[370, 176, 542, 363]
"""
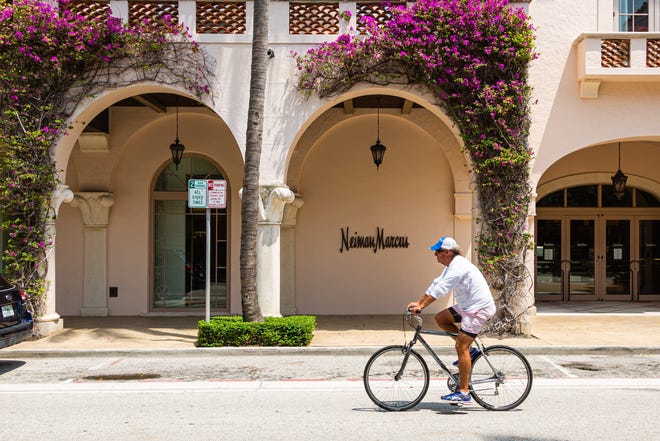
[197, 315, 316, 347]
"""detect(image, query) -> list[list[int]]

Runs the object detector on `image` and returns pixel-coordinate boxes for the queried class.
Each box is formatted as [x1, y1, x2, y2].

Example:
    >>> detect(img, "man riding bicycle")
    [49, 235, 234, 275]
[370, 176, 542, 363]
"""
[407, 236, 496, 405]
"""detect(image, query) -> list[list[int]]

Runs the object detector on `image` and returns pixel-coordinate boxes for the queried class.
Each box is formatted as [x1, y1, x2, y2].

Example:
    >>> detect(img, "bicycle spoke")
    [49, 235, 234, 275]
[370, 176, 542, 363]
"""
[469, 345, 533, 411]
[363, 346, 429, 411]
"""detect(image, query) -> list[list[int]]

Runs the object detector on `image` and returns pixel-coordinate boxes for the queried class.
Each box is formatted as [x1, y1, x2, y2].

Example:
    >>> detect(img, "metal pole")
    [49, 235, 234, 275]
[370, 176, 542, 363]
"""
[205, 207, 211, 323]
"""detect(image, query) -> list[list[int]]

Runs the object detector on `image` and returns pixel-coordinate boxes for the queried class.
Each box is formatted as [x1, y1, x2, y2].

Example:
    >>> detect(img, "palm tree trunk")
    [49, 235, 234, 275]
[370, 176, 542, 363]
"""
[240, 0, 270, 322]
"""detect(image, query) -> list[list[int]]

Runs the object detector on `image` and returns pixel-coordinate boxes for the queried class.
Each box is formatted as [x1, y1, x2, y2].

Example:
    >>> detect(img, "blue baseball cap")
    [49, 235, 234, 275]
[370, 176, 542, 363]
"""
[430, 236, 459, 251]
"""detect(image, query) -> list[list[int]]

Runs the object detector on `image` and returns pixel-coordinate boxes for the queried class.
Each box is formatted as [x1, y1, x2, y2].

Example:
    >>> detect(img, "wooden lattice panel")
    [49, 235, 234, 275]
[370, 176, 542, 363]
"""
[196, 2, 246, 34]
[646, 39, 660, 68]
[60, 0, 112, 21]
[601, 39, 630, 68]
[129, 1, 179, 26]
[356, 2, 403, 34]
[289, 3, 339, 35]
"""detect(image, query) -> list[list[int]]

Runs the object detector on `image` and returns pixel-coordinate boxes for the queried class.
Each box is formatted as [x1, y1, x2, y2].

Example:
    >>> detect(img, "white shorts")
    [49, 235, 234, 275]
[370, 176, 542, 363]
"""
[449, 303, 496, 337]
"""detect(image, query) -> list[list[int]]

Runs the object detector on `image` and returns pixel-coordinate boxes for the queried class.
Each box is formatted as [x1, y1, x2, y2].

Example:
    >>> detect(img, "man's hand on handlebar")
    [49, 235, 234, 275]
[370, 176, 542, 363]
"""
[407, 302, 422, 314]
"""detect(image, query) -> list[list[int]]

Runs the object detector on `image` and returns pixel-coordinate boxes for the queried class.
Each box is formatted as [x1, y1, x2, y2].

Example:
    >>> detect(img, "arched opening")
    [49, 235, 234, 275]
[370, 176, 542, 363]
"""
[151, 157, 229, 311]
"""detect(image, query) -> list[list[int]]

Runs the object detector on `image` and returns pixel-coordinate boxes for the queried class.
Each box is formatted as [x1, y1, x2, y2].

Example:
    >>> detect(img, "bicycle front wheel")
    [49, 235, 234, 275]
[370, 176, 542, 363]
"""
[363, 345, 429, 411]
[469, 345, 533, 411]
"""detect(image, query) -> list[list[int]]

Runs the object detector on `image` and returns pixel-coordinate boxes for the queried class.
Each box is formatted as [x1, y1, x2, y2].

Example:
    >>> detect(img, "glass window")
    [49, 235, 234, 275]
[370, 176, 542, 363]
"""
[602, 185, 633, 207]
[567, 185, 598, 207]
[537, 190, 564, 207]
[619, 0, 650, 31]
[535, 219, 562, 297]
[153, 158, 228, 311]
[636, 189, 660, 207]
[639, 220, 659, 294]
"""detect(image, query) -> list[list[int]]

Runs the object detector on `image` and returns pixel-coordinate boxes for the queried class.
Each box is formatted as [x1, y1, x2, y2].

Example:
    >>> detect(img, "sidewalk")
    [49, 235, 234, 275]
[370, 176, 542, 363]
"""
[3, 302, 660, 355]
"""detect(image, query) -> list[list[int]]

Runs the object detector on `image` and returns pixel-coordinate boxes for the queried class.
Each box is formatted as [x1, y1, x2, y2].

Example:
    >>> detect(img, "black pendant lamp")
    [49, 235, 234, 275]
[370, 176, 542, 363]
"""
[370, 98, 387, 170]
[611, 142, 627, 199]
[169, 102, 185, 170]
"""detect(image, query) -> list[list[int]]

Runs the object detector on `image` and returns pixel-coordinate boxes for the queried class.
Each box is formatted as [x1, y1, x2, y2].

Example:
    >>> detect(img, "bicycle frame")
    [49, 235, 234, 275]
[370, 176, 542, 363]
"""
[401, 314, 501, 389]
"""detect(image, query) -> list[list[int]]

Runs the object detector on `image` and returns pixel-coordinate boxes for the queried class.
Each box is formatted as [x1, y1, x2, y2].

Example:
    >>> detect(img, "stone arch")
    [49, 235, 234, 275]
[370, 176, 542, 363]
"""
[282, 87, 476, 315]
[54, 84, 223, 184]
[285, 86, 470, 195]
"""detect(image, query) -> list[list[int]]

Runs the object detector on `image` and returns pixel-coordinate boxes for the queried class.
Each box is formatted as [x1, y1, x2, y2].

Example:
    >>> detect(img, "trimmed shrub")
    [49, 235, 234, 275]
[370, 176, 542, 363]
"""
[197, 315, 316, 347]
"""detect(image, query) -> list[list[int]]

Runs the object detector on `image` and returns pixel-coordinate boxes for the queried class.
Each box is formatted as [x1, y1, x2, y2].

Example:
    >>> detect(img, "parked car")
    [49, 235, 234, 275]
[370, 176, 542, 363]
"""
[0, 273, 33, 349]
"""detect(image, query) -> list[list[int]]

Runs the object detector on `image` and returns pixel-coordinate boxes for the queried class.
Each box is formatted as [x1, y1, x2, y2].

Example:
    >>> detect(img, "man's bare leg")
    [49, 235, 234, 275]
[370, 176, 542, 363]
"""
[455, 331, 475, 393]
[434, 309, 460, 334]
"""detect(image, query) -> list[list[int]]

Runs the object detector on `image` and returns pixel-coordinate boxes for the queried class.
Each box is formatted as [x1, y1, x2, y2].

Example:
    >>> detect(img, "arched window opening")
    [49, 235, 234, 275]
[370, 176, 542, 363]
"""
[152, 158, 228, 311]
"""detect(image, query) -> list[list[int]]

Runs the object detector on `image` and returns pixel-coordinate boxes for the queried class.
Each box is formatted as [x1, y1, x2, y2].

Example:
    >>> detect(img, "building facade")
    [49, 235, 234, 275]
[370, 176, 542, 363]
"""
[3, 1, 659, 335]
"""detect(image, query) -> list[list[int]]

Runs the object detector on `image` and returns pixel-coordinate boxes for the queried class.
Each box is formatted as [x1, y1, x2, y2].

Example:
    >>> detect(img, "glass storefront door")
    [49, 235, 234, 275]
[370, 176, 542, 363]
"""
[536, 186, 659, 301]
[604, 218, 632, 300]
[535, 219, 563, 298]
[638, 219, 660, 298]
[568, 218, 597, 300]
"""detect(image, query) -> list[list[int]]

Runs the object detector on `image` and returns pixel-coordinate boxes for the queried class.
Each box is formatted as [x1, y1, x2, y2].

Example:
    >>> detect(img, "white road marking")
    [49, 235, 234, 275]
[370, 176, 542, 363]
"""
[540, 355, 578, 378]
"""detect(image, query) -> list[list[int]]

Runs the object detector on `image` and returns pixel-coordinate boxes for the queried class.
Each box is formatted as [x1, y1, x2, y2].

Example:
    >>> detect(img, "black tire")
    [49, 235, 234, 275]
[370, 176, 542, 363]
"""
[469, 345, 533, 411]
[363, 345, 430, 411]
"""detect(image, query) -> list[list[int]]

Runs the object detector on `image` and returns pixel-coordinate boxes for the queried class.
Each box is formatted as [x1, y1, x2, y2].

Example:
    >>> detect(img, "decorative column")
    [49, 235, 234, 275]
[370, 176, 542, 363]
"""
[35, 184, 74, 337]
[454, 192, 473, 260]
[70, 192, 114, 317]
[256, 186, 295, 317]
[280, 195, 304, 315]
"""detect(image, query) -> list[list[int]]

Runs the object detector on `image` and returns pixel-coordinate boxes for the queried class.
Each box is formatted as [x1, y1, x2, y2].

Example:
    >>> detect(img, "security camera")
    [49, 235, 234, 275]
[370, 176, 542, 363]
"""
[267, 48, 275, 59]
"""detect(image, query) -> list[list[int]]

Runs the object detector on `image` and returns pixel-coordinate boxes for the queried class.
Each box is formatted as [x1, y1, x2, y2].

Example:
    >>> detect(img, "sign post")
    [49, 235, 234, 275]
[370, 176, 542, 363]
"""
[187, 179, 226, 322]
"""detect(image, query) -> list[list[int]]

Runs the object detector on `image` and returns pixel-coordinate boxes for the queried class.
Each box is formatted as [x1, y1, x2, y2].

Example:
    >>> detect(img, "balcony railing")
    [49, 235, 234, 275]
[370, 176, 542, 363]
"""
[59, 1, 402, 41]
[575, 33, 660, 98]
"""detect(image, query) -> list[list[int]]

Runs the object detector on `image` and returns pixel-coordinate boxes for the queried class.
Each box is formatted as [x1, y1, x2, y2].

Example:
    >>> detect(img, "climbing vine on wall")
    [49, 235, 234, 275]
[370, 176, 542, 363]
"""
[294, 0, 537, 334]
[0, 1, 214, 315]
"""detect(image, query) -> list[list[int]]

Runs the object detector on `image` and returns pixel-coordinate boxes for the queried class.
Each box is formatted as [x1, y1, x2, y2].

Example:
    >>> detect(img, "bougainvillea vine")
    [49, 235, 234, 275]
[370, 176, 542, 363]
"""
[294, 0, 537, 334]
[0, 1, 214, 316]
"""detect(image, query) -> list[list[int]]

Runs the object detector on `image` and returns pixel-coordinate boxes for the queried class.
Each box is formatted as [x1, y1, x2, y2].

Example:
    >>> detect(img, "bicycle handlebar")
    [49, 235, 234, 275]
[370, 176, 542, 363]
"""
[405, 308, 423, 328]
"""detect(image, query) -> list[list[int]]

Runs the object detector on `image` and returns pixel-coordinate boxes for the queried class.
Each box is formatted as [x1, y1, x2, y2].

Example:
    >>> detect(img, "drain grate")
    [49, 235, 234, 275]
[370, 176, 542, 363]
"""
[81, 373, 162, 381]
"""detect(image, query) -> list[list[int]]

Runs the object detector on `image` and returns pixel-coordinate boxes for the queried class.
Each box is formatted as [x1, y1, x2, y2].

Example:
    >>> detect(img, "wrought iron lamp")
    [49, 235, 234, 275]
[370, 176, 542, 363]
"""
[169, 104, 185, 170]
[370, 98, 387, 170]
[611, 142, 628, 199]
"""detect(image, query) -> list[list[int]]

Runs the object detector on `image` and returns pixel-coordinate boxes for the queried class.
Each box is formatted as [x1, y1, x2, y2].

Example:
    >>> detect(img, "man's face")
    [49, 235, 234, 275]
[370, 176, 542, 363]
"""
[434, 249, 453, 265]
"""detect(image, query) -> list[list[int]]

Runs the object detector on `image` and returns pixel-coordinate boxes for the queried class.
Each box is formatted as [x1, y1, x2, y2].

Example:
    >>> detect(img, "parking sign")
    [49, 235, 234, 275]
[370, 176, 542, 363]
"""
[207, 180, 227, 208]
[188, 179, 207, 208]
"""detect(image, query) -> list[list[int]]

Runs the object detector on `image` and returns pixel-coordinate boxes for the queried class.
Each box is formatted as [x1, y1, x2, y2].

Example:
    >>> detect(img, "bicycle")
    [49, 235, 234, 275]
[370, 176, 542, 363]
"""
[363, 310, 533, 411]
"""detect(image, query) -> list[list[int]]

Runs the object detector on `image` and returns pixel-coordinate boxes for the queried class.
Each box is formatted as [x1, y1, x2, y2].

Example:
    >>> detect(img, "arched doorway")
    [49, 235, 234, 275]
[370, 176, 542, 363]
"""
[535, 184, 660, 301]
[151, 157, 229, 311]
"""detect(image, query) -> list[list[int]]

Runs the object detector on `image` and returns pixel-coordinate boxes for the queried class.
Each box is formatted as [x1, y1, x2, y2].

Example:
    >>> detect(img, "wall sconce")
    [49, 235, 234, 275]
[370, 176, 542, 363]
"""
[611, 142, 628, 199]
[370, 98, 387, 170]
[169, 103, 185, 170]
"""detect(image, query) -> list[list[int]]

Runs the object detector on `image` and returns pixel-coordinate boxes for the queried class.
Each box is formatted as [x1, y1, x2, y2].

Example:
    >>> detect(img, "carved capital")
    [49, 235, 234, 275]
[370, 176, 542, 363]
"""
[282, 195, 305, 227]
[71, 192, 115, 226]
[47, 184, 74, 224]
[258, 186, 296, 224]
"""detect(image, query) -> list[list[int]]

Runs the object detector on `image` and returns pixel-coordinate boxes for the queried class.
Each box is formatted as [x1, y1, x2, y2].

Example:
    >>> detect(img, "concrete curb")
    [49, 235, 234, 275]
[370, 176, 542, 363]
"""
[2, 345, 660, 358]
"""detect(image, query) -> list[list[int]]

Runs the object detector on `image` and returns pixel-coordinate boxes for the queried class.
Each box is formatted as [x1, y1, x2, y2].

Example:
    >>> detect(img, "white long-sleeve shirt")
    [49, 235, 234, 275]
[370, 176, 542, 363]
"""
[425, 254, 494, 312]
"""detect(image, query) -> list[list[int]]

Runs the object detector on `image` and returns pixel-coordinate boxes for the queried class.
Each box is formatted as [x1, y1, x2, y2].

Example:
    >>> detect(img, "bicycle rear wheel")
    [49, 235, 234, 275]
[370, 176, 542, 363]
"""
[469, 345, 533, 411]
[363, 345, 429, 411]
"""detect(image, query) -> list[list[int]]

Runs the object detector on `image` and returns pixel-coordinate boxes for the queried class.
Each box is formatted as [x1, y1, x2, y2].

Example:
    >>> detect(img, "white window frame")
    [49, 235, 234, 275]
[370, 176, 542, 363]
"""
[615, 0, 660, 32]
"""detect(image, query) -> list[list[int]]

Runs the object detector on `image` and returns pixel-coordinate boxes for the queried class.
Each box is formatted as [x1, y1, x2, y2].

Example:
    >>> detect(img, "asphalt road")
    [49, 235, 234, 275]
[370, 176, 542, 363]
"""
[0, 351, 658, 383]
[1, 379, 659, 441]
[1, 351, 659, 440]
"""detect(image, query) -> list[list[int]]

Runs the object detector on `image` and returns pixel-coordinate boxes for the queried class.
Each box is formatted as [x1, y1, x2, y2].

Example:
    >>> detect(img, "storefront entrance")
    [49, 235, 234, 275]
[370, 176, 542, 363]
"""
[151, 158, 229, 312]
[535, 185, 660, 301]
